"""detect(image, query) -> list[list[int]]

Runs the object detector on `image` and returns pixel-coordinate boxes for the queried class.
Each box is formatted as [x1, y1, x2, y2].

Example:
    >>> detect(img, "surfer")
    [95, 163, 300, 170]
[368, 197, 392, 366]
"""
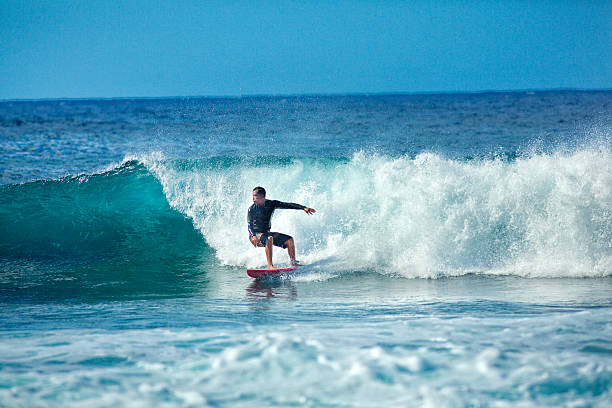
[248, 186, 316, 269]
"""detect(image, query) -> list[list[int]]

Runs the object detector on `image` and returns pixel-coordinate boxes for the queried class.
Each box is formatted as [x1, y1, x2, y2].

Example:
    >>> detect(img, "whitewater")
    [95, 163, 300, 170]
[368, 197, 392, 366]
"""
[144, 147, 612, 278]
[1, 92, 611, 407]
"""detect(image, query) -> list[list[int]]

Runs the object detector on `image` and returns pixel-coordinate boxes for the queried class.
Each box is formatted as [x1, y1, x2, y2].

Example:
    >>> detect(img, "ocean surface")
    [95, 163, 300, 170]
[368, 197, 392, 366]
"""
[1, 91, 611, 407]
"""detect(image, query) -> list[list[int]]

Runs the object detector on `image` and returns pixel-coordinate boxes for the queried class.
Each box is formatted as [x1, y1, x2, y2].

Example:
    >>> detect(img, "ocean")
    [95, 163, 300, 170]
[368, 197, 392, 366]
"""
[1, 91, 611, 407]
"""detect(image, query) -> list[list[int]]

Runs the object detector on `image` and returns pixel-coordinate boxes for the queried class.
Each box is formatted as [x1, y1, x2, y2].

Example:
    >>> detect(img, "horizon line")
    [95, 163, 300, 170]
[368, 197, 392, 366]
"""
[2, 87, 611, 103]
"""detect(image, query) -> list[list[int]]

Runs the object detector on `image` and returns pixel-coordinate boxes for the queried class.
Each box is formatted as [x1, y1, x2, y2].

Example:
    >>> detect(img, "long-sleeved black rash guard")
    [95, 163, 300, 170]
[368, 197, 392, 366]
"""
[247, 199, 305, 237]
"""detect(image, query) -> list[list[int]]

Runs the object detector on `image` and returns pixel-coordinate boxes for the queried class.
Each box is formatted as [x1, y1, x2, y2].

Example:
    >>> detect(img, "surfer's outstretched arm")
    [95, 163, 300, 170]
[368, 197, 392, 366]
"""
[271, 200, 316, 215]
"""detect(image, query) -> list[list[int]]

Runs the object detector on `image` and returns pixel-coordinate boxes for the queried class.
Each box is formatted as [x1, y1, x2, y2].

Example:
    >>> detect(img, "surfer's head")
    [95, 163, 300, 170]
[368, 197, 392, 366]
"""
[252, 186, 266, 205]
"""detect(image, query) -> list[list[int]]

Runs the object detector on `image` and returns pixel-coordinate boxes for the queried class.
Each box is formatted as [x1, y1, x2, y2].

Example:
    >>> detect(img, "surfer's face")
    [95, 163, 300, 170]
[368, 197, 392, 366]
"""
[252, 192, 265, 205]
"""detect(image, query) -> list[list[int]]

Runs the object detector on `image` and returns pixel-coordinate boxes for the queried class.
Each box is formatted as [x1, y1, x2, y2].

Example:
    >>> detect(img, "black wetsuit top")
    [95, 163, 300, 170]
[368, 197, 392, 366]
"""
[247, 199, 305, 237]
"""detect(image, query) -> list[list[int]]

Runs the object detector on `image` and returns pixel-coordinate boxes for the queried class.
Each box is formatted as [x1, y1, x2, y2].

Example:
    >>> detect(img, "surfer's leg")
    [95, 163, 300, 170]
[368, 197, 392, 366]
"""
[286, 237, 296, 262]
[265, 235, 274, 268]
[269, 233, 297, 265]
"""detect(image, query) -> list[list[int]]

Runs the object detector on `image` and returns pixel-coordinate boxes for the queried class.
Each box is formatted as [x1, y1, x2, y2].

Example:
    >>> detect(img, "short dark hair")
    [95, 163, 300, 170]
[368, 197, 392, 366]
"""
[252, 186, 266, 197]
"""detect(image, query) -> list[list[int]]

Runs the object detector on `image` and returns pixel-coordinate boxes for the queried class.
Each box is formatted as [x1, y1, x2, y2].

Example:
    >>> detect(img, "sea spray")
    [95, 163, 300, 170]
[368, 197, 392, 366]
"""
[143, 148, 612, 278]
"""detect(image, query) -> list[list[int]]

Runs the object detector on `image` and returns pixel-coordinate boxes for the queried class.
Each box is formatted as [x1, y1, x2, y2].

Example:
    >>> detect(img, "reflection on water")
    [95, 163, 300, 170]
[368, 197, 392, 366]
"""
[246, 279, 298, 300]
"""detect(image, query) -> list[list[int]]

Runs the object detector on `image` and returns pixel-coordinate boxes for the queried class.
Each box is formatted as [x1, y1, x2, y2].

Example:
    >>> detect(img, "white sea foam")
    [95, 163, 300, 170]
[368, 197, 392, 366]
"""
[2, 308, 611, 407]
[143, 147, 612, 278]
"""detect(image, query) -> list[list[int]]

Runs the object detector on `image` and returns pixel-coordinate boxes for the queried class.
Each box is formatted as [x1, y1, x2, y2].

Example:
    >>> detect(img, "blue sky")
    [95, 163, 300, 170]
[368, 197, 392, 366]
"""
[1, 0, 610, 99]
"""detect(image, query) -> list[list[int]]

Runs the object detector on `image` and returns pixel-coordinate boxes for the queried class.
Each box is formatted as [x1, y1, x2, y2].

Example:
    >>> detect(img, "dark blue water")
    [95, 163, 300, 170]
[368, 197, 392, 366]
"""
[2, 91, 608, 184]
[1, 91, 611, 407]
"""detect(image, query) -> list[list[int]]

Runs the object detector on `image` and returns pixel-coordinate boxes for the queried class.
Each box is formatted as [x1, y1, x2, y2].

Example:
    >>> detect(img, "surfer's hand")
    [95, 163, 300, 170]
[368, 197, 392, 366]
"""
[304, 207, 316, 215]
[250, 235, 259, 247]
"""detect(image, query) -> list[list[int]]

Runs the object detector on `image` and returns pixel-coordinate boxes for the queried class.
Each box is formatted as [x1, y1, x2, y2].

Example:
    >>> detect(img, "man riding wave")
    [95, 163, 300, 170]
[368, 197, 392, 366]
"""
[247, 186, 316, 269]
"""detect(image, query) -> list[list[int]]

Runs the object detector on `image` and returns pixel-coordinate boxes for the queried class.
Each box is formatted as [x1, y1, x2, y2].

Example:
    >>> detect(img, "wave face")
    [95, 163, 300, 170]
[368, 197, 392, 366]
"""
[0, 161, 209, 299]
[142, 147, 612, 278]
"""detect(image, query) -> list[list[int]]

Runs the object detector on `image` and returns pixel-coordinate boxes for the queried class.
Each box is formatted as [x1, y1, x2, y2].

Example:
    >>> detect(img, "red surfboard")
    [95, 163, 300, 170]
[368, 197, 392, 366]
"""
[246, 266, 298, 279]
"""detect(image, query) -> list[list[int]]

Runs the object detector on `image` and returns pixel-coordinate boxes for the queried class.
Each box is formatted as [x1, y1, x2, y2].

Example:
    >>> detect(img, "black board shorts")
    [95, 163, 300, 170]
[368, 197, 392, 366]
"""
[252, 232, 292, 249]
